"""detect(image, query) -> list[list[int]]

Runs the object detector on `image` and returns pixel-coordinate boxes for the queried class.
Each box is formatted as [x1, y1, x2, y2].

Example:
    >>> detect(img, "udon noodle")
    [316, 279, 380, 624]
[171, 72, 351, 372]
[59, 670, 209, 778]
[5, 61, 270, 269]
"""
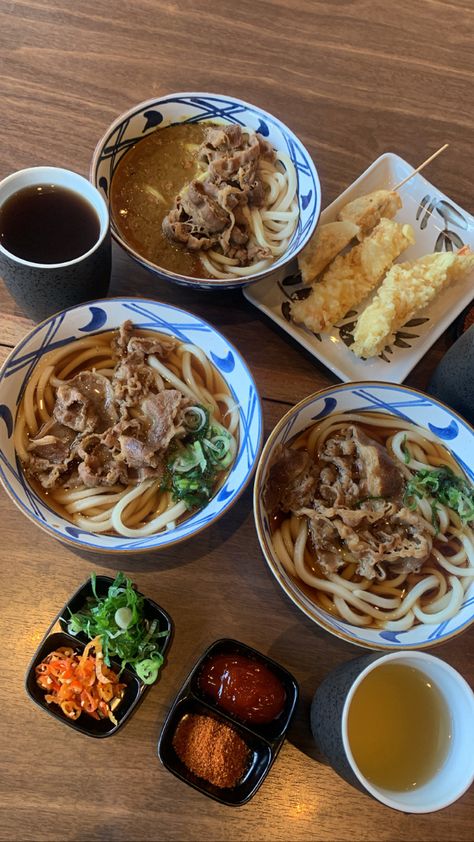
[267, 411, 474, 630]
[199, 148, 299, 280]
[15, 325, 239, 538]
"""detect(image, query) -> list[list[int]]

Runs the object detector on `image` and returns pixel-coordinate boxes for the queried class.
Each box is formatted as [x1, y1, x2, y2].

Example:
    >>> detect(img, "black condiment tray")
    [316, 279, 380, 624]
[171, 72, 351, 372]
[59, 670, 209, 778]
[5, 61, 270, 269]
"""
[157, 638, 299, 806]
[25, 575, 173, 738]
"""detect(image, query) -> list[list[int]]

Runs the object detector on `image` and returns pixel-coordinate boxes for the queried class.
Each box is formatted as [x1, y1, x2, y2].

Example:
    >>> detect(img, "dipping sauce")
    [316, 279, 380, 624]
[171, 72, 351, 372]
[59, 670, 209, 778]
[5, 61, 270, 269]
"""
[172, 712, 249, 789]
[0, 184, 100, 263]
[198, 653, 286, 724]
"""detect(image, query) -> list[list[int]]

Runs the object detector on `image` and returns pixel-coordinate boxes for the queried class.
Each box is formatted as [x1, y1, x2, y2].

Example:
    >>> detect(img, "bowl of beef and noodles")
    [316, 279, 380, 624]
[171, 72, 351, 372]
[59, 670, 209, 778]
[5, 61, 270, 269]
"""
[0, 298, 262, 553]
[254, 383, 474, 650]
[91, 93, 321, 288]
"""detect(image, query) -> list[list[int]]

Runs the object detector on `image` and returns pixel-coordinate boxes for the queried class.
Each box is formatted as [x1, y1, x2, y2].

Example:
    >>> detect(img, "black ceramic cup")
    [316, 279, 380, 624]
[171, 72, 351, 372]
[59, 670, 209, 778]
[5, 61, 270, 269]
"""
[427, 325, 474, 425]
[0, 166, 111, 322]
[310, 651, 474, 813]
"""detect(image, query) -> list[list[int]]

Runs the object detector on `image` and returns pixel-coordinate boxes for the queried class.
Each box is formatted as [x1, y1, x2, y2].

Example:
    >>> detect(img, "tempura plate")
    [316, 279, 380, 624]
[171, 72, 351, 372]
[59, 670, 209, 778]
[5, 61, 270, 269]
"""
[243, 153, 474, 383]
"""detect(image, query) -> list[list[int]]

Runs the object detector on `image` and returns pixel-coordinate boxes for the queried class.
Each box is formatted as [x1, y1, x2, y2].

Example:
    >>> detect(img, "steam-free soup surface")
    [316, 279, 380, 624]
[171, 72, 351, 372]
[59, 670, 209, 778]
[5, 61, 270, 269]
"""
[110, 123, 209, 277]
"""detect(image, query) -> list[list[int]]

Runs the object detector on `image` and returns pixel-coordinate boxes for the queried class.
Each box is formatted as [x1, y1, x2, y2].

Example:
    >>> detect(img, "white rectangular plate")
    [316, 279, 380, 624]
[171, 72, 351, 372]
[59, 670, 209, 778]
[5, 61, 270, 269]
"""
[243, 153, 474, 383]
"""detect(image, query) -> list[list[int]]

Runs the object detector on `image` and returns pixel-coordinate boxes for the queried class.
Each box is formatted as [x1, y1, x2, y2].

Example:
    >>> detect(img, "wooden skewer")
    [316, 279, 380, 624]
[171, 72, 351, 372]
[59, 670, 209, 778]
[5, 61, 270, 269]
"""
[393, 143, 449, 191]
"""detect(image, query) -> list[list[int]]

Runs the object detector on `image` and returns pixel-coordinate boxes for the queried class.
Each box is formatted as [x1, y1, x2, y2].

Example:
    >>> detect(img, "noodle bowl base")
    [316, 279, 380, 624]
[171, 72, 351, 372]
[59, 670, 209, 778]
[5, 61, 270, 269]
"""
[254, 382, 474, 650]
[0, 298, 263, 553]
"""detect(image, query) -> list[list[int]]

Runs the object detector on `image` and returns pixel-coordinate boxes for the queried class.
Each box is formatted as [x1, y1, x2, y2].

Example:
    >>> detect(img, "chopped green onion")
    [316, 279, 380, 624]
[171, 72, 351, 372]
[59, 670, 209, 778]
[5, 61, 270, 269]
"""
[401, 434, 411, 465]
[67, 572, 169, 683]
[403, 465, 474, 525]
[183, 406, 208, 433]
[115, 606, 133, 630]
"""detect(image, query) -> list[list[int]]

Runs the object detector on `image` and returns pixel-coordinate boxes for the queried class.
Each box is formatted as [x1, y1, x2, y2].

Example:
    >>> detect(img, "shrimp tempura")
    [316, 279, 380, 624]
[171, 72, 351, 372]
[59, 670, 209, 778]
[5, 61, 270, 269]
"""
[291, 219, 414, 334]
[352, 250, 474, 358]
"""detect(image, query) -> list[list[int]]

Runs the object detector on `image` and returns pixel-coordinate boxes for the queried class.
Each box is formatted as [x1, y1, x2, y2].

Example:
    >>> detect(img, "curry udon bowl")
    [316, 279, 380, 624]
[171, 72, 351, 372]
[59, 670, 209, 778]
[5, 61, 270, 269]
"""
[253, 382, 474, 650]
[90, 92, 321, 290]
[0, 298, 263, 553]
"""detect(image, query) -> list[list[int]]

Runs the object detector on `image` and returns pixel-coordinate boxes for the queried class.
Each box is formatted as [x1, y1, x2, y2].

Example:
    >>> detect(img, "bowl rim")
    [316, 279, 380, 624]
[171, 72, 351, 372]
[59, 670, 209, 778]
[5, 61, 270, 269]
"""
[0, 295, 264, 554]
[89, 91, 321, 287]
[253, 379, 474, 650]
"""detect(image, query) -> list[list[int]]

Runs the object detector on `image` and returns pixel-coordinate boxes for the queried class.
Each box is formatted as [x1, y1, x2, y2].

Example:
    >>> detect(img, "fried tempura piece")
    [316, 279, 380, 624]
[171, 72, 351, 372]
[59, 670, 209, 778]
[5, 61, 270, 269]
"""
[338, 189, 402, 238]
[291, 219, 414, 334]
[298, 220, 360, 284]
[352, 250, 474, 358]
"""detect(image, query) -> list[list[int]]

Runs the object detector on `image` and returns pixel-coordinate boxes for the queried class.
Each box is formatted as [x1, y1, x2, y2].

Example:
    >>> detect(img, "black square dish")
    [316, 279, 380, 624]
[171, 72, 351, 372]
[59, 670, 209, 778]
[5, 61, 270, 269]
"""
[159, 697, 272, 806]
[157, 638, 298, 805]
[191, 638, 299, 741]
[25, 631, 141, 738]
[58, 575, 173, 661]
[26, 575, 172, 737]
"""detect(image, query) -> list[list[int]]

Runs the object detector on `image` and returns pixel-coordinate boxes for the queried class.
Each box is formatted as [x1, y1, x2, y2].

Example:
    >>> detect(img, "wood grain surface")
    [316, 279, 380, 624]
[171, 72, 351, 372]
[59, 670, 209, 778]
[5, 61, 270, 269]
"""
[0, 1, 473, 840]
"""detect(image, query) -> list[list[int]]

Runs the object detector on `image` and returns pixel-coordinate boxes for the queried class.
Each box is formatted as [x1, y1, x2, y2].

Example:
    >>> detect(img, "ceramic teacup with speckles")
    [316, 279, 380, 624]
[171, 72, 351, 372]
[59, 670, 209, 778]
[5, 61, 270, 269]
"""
[310, 650, 474, 813]
[0, 166, 110, 322]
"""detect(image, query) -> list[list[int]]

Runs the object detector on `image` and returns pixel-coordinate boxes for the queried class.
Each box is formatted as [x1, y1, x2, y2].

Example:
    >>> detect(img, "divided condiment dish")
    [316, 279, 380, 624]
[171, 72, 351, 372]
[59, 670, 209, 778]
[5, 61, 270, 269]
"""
[157, 638, 299, 805]
[25, 575, 172, 738]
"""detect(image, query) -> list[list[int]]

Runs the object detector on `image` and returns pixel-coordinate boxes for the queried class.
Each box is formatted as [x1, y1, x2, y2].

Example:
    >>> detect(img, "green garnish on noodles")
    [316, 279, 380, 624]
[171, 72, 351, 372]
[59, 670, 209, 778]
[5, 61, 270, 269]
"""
[163, 404, 234, 509]
[403, 466, 474, 525]
[67, 572, 169, 684]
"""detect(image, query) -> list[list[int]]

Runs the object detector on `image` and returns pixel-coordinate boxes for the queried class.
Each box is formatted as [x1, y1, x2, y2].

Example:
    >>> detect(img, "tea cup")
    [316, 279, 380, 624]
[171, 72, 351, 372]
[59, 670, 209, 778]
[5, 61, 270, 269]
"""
[310, 651, 474, 812]
[0, 166, 111, 322]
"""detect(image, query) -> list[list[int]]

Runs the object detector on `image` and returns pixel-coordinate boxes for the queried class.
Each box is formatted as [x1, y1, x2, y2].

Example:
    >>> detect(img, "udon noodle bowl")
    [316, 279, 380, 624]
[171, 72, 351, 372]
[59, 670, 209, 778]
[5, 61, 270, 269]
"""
[14, 321, 238, 538]
[110, 122, 298, 281]
[263, 411, 474, 631]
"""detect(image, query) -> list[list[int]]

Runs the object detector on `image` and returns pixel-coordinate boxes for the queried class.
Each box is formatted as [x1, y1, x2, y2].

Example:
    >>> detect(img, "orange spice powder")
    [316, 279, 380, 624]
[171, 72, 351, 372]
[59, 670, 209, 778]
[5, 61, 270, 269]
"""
[172, 712, 250, 789]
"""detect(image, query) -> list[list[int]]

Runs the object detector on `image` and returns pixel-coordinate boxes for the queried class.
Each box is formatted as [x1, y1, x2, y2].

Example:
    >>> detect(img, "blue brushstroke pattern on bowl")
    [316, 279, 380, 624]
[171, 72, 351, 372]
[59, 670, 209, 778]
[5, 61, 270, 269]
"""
[0, 298, 263, 553]
[90, 92, 321, 289]
[253, 381, 474, 650]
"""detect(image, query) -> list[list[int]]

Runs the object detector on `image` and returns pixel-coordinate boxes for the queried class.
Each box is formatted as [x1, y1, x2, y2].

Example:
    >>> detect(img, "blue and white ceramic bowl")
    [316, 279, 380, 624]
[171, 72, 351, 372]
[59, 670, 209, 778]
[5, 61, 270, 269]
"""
[90, 92, 321, 290]
[0, 298, 263, 553]
[254, 382, 474, 650]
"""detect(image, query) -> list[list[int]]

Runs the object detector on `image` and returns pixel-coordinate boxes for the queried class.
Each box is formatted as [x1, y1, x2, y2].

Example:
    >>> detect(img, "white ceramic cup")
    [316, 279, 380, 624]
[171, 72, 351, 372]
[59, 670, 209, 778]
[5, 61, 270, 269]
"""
[311, 650, 474, 813]
[0, 166, 111, 322]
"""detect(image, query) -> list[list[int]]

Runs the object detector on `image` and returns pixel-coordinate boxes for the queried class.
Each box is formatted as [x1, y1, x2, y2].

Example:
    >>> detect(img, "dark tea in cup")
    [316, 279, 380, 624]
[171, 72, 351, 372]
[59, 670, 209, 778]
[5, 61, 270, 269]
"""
[0, 184, 101, 264]
[0, 166, 110, 322]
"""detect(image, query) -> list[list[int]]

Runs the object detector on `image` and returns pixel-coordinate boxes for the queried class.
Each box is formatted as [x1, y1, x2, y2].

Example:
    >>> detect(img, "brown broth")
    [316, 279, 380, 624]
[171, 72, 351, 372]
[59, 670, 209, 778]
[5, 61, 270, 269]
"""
[110, 123, 210, 277]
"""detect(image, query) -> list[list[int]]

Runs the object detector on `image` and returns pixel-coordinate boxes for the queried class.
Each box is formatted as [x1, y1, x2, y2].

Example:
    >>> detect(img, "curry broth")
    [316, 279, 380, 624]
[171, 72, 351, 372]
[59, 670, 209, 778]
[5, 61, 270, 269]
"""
[110, 123, 211, 277]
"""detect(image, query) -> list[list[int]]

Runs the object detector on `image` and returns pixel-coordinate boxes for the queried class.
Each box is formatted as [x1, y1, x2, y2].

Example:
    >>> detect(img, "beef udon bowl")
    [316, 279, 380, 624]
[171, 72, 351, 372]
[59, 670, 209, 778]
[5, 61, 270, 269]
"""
[0, 298, 263, 553]
[254, 383, 474, 650]
[91, 93, 321, 290]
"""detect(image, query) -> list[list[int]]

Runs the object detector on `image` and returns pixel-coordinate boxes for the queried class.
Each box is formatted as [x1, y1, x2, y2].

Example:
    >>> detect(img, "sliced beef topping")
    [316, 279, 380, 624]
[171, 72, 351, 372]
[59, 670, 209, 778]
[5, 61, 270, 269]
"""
[302, 502, 432, 580]
[315, 424, 404, 507]
[25, 324, 191, 490]
[266, 423, 432, 579]
[75, 434, 128, 488]
[27, 419, 77, 464]
[112, 320, 177, 407]
[53, 372, 117, 434]
[264, 445, 317, 514]
[162, 126, 275, 264]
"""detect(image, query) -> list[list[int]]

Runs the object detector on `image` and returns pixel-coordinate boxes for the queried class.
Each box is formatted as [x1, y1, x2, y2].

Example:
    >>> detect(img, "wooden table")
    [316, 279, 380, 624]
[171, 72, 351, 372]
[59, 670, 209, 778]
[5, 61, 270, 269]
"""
[1, 1, 473, 839]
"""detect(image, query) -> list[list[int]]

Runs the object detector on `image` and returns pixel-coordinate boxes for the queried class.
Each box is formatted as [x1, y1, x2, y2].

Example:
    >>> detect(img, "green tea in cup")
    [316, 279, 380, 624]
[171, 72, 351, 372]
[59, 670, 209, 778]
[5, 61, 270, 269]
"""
[347, 662, 451, 792]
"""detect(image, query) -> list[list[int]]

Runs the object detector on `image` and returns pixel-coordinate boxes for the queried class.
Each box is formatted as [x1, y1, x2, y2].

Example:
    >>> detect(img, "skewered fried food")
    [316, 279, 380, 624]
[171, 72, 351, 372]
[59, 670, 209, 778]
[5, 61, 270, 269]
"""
[298, 220, 360, 284]
[338, 189, 402, 238]
[352, 249, 474, 358]
[291, 219, 414, 334]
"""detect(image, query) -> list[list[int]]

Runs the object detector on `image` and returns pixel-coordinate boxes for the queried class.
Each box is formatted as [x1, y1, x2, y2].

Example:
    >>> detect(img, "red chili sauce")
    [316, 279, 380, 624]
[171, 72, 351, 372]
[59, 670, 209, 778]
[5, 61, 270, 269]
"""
[198, 653, 286, 724]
